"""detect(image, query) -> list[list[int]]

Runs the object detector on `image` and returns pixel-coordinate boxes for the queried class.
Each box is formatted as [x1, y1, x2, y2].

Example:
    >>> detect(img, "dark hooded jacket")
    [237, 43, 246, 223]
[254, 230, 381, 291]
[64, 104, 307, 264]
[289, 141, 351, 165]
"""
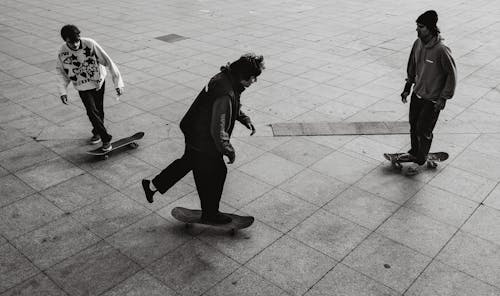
[179, 66, 251, 156]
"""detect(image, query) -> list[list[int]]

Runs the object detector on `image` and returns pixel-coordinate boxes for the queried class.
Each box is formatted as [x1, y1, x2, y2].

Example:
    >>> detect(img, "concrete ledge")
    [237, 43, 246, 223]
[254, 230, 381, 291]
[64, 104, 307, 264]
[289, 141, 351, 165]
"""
[270, 121, 410, 136]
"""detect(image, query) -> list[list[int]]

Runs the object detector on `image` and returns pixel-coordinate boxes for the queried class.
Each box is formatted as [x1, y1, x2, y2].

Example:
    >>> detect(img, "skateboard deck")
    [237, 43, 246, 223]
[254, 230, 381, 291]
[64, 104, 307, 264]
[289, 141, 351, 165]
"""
[87, 132, 144, 159]
[171, 207, 254, 234]
[384, 152, 448, 169]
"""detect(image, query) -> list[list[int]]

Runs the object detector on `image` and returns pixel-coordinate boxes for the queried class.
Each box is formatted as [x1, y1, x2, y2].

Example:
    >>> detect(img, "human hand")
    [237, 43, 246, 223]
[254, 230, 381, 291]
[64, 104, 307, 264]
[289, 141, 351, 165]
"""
[60, 95, 68, 105]
[434, 98, 446, 111]
[246, 122, 256, 136]
[401, 92, 410, 104]
[226, 150, 235, 164]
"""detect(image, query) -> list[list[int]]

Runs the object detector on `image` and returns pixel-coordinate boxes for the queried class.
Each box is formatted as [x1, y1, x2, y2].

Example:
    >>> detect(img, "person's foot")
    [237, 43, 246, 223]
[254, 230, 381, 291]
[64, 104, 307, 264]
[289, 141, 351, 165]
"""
[101, 141, 112, 152]
[142, 179, 155, 203]
[427, 160, 438, 169]
[406, 163, 424, 176]
[89, 134, 101, 145]
[201, 212, 232, 225]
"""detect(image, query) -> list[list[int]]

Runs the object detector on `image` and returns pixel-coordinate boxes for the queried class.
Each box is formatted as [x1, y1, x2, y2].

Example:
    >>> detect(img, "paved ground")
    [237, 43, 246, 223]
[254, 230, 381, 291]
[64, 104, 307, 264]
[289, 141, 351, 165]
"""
[1, 0, 500, 295]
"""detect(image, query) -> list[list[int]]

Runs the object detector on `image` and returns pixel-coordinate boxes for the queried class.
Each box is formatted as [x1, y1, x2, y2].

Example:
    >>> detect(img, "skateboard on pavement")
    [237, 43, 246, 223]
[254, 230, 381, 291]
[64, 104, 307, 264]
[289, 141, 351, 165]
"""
[171, 207, 254, 235]
[383, 152, 449, 170]
[86, 132, 144, 160]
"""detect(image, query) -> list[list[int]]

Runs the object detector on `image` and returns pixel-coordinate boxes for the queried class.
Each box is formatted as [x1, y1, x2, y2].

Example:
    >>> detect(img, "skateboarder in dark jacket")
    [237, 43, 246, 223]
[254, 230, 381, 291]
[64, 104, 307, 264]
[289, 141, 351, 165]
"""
[401, 10, 457, 175]
[142, 53, 265, 224]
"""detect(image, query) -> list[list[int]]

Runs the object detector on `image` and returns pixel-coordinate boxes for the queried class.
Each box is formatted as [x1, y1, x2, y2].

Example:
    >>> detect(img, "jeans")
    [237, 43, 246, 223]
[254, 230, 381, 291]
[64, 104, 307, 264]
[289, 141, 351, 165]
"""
[408, 93, 441, 165]
[78, 82, 112, 142]
[152, 147, 227, 215]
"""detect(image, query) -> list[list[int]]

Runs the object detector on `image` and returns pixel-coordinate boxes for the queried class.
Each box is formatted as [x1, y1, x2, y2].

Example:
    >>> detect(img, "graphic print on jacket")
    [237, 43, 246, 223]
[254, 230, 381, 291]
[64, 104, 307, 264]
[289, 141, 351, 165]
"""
[59, 45, 101, 85]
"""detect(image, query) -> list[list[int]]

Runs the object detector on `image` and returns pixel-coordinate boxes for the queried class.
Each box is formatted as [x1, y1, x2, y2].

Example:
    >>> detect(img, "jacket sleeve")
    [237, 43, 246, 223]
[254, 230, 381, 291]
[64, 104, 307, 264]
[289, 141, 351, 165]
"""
[55, 53, 71, 96]
[439, 46, 457, 100]
[237, 108, 252, 128]
[210, 96, 235, 156]
[406, 40, 417, 85]
[94, 41, 124, 89]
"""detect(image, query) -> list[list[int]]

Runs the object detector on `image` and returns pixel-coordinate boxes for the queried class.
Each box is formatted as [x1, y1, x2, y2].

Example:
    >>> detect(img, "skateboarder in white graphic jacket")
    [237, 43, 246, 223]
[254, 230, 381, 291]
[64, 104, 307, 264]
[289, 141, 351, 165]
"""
[142, 53, 265, 225]
[401, 10, 457, 175]
[56, 24, 124, 152]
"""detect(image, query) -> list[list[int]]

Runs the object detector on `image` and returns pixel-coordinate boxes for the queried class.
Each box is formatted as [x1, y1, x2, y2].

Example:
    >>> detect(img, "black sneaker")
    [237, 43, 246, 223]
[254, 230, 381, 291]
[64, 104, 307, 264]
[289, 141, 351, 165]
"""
[201, 212, 232, 225]
[142, 179, 155, 203]
[89, 134, 101, 145]
[101, 141, 112, 152]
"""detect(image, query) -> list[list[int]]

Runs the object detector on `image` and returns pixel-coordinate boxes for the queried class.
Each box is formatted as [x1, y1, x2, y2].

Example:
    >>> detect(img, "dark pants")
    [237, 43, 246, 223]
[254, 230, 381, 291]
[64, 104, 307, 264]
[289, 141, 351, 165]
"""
[152, 147, 227, 216]
[78, 82, 112, 142]
[408, 93, 441, 165]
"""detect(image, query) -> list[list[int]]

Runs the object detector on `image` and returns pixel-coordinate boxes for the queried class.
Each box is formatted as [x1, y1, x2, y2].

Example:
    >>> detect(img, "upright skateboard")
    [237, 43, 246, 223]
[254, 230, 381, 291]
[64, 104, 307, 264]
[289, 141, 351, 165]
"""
[171, 207, 254, 235]
[383, 152, 449, 170]
[86, 132, 144, 160]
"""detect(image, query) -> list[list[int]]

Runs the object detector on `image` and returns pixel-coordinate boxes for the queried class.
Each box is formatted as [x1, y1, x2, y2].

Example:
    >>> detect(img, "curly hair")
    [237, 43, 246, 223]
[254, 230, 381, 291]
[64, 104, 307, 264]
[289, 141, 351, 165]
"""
[229, 53, 265, 81]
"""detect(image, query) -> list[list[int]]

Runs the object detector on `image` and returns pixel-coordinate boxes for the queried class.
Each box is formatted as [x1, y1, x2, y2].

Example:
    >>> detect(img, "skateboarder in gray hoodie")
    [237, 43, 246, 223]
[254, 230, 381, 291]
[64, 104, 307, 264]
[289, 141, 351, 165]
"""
[400, 10, 457, 175]
[142, 53, 265, 224]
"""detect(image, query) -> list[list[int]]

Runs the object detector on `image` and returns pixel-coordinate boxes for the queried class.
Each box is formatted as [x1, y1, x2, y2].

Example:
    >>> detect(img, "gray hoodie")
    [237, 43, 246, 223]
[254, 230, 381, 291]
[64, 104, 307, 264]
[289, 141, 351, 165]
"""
[406, 35, 457, 101]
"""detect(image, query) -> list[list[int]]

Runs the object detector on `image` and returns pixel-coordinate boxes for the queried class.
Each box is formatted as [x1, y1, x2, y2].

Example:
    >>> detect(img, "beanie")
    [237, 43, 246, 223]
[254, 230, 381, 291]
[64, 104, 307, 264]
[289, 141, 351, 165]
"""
[416, 10, 438, 30]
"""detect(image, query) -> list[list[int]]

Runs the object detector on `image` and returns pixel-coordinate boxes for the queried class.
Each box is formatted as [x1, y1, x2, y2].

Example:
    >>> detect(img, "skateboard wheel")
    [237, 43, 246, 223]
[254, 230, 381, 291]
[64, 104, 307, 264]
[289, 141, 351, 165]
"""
[129, 142, 139, 149]
[102, 155, 109, 160]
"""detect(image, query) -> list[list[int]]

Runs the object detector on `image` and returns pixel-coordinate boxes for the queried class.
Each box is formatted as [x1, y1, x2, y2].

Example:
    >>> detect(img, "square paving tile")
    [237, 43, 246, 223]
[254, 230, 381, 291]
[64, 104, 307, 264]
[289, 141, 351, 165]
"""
[206, 267, 288, 296]
[102, 270, 177, 296]
[290, 209, 370, 260]
[484, 184, 500, 211]
[0, 243, 39, 293]
[343, 233, 431, 293]
[356, 167, 425, 204]
[132, 138, 185, 169]
[280, 168, 349, 207]
[404, 185, 477, 227]
[376, 207, 457, 257]
[239, 152, 305, 186]
[0, 142, 58, 172]
[221, 169, 273, 209]
[405, 260, 500, 296]
[451, 149, 500, 181]
[271, 138, 334, 166]
[429, 166, 497, 203]
[11, 215, 100, 270]
[40, 173, 116, 212]
[105, 213, 190, 266]
[312, 151, 377, 184]
[246, 235, 336, 296]
[0, 128, 31, 153]
[71, 192, 151, 238]
[241, 189, 318, 232]
[0, 273, 66, 296]
[325, 186, 399, 230]
[461, 205, 500, 245]
[148, 239, 239, 296]
[15, 157, 84, 191]
[0, 194, 63, 240]
[198, 217, 282, 264]
[46, 241, 141, 296]
[0, 174, 35, 207]
[305, 263, 400, 296]
[437, 231, 500, 288]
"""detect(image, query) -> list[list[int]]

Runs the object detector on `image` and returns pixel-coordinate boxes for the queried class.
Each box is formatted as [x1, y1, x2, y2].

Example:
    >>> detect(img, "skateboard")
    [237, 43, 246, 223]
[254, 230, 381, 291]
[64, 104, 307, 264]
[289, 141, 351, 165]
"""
[86, 132, 144, 160]
[383, 152, 449, 170]
[171, 207, 254, 235]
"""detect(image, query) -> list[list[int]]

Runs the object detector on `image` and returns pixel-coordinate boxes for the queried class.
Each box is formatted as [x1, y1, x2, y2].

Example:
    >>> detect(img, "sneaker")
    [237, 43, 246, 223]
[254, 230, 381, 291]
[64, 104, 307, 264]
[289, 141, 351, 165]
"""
[89, 135, 101, 145]
[427, 160, 438, 169]
[406, 163, 424, 176]
[201, 212, 232, 225]
[141, 179, 155, 203]
[101, 141, 112, 152]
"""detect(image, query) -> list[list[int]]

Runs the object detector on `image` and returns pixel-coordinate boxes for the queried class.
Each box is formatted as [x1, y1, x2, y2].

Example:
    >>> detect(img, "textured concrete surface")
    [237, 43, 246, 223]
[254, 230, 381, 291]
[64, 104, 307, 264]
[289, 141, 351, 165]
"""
[1, 0, 500, 295]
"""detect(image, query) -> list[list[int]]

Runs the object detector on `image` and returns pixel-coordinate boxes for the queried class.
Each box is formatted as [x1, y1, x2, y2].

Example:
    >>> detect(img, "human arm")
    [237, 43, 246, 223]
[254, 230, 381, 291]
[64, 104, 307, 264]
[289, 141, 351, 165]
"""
[211, 96, 236, 163]
[55, 54, 71, 104]
[237, 109, 255, 135]
[94, 41, 124, 96]
[436, 46, 457, 110]
[402, 41, 418, 103]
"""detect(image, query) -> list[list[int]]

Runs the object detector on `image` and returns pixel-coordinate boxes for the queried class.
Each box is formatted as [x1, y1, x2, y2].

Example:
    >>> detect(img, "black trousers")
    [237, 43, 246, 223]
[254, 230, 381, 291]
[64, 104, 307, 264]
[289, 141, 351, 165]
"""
[152, 147, 227, 215]
[78, 82, 112, 142]
[408, 93, 441, 165]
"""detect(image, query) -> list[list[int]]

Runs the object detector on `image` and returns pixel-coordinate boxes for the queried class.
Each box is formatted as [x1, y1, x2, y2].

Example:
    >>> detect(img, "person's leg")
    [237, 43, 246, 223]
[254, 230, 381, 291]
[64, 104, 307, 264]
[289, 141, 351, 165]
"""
[95, 82, 105, 123]
[151, 148, 193, 194]
[414, 100, 441, 165]
[78, 88, 112, 144]
[408, 93, 423, 158]
[192, 152, 229, 223]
